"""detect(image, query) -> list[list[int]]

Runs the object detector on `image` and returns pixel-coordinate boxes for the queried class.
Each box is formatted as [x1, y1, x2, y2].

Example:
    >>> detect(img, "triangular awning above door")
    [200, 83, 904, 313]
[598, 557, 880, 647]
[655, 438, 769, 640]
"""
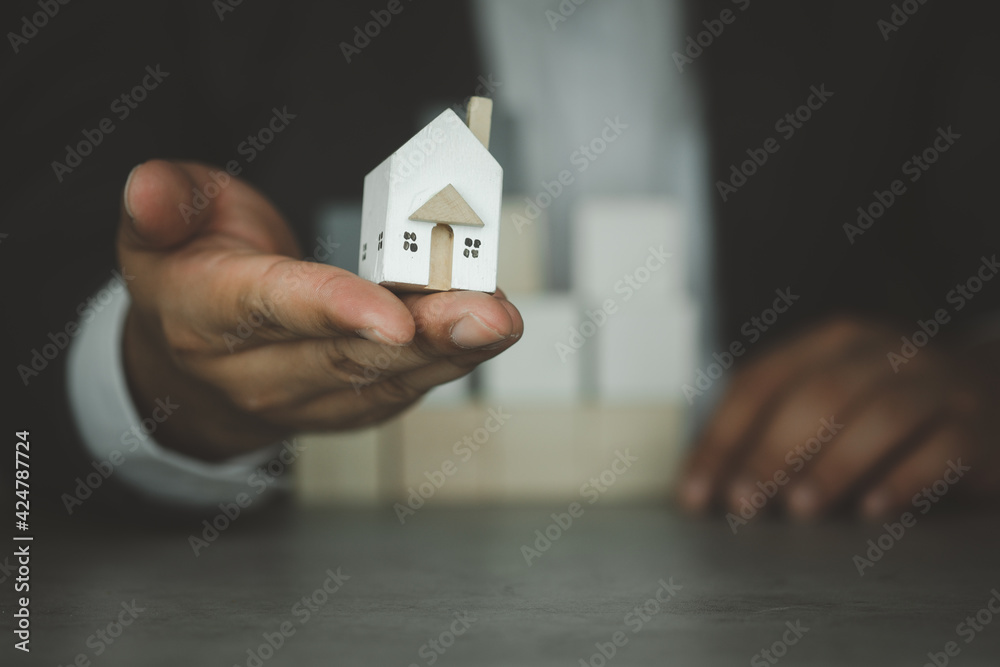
[409, 184, 484, 227]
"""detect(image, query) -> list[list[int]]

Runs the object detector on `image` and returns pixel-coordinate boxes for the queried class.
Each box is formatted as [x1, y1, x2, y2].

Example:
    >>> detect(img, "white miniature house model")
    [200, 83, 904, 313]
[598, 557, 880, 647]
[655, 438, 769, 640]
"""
[359, 97, 502, 293]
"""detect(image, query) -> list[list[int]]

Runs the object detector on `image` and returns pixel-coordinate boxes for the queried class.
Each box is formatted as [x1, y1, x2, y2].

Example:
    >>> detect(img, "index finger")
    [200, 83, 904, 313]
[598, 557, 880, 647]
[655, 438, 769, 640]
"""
[175, 256, 418, 349]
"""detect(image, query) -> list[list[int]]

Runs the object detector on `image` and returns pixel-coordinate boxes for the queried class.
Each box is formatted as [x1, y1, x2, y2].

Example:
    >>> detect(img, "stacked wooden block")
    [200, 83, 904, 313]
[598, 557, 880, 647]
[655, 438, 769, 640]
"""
[297, 196, 698, 506]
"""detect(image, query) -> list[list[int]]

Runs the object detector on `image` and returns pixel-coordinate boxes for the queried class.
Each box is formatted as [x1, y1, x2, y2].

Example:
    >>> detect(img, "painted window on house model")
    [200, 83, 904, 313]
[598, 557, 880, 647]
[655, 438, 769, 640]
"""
[464, 237, 481, 258]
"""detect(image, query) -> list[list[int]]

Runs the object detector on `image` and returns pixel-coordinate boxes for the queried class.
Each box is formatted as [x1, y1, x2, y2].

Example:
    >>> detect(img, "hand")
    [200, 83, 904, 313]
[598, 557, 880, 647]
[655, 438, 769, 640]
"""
[117, 160, 522, 462]
[677, 318, 1000, 520]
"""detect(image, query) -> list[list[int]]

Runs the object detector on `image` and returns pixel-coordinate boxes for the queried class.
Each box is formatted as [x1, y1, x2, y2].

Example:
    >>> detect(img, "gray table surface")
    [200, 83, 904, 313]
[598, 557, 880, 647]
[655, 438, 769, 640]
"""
[16, 506, 1000, 666]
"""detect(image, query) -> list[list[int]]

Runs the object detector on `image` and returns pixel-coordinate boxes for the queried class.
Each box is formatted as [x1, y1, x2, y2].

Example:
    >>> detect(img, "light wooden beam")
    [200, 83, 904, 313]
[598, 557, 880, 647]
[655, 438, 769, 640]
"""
[466, 96, 492, 149]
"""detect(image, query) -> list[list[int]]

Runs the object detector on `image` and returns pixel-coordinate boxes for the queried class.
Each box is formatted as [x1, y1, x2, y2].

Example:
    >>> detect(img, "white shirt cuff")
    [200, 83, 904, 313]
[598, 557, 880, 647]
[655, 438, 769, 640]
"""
[66, 278, 285, 510]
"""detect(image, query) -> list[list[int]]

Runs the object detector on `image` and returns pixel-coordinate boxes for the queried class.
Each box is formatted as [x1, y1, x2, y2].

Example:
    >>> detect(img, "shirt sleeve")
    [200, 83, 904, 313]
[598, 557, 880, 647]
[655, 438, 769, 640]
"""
[66, 278, 286, 509]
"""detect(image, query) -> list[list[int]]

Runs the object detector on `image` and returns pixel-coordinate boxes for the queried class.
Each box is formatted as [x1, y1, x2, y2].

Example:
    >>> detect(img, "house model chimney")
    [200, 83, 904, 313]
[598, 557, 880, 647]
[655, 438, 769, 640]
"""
[466, 96, 492, 149]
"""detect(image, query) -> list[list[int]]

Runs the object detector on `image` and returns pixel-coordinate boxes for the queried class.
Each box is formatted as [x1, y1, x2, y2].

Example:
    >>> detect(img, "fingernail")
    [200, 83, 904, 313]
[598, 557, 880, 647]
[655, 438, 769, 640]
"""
[450, 313, 506, 349]
[680, 476, 709, 509]
[123, 163, 141, 220]
[789, 483, 820, 519]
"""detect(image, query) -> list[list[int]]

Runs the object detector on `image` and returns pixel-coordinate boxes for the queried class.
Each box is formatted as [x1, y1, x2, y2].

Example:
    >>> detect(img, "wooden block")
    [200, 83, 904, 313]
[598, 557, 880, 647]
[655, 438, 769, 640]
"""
[498, 404, 683, 505]
[584, 404, 684, 503]
[497, 195, 547, 295]
[315, 203, 361, 273]
[479, 295, 581, 404]
[390, 404, 684, 505]
[420, 374, 472, 406]
[572, 197, 686, 306]
[488, 407, 587, 502]
[295, 428, 382, 506]
[595, 296, 700, 403]
[394, 404, 501, 504]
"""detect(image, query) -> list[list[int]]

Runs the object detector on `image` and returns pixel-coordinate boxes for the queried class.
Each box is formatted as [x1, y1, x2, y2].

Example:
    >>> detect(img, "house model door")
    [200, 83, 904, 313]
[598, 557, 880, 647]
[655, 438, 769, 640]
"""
[428, 224, 454, 291]
[410, 183, 485, 292]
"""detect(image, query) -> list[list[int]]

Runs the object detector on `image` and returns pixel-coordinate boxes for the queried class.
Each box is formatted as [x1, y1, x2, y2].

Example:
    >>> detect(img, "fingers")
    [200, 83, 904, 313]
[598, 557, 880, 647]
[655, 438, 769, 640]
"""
[285, 353, 491, 429]
[197, 336, 511, 426]
[240, 258, 418, 345]
[858, 425, 966, 520]
[212, 265, 526, 352]
[726, 346, 893, 512]
[190, 289, 523, 407]
[205, 332, 520, 431]
[780, 379, 945, 519]
[679, 318, 873, 511]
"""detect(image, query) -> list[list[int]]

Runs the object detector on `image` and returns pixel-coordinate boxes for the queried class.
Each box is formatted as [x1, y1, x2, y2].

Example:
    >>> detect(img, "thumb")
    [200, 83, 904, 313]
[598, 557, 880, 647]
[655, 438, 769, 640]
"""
[120, 159, 222, 250]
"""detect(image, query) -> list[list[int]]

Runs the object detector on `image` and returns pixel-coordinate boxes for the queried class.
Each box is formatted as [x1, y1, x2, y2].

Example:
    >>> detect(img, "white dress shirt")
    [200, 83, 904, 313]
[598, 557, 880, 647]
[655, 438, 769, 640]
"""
[66, 281, 283, 509]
